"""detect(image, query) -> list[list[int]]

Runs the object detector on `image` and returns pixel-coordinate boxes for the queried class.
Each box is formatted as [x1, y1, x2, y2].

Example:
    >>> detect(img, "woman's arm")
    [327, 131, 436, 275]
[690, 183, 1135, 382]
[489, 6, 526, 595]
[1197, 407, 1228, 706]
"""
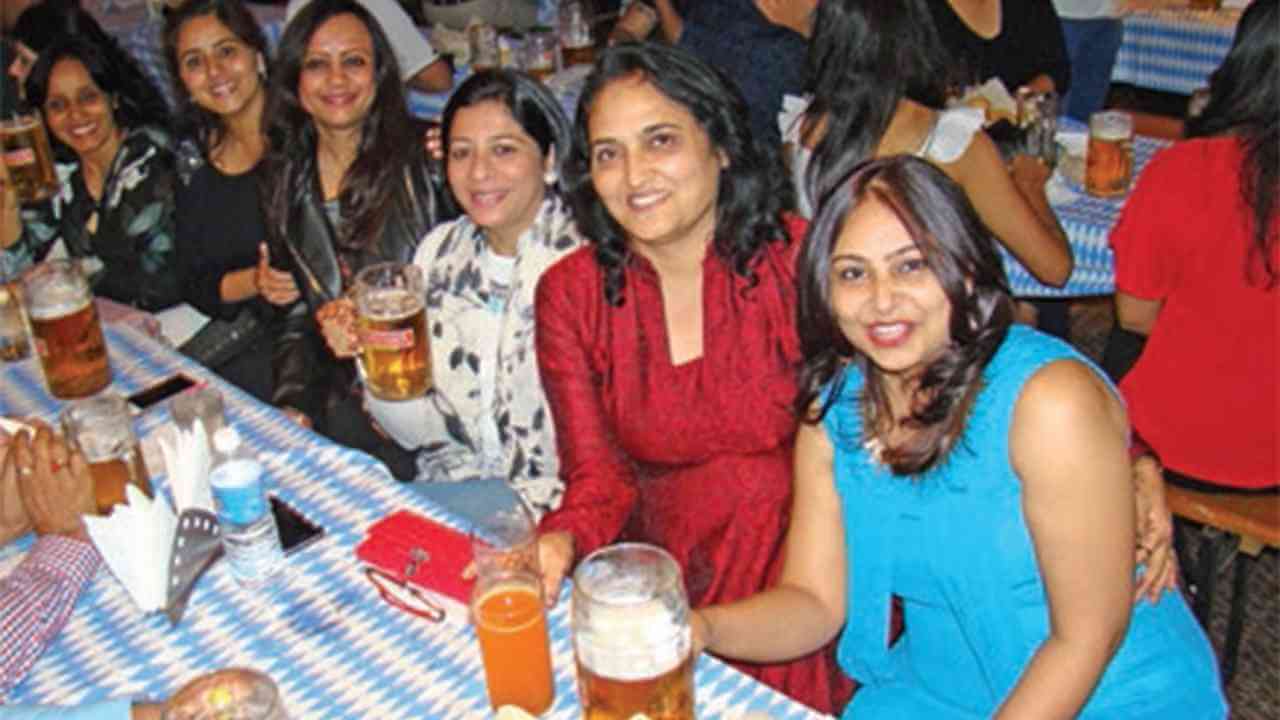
[696, 420, 847, 661]
[533, 268, 641, 600]
[999, 359, 1135, 718]
[654, 0, 685, 43]
[951, 133, 1073, 287]
[1114, 292, 1162, 336]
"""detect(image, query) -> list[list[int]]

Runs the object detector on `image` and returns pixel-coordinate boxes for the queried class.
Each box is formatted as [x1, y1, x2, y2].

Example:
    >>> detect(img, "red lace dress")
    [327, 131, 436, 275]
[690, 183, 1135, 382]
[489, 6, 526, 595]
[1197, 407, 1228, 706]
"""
[535, 230, 854, 714]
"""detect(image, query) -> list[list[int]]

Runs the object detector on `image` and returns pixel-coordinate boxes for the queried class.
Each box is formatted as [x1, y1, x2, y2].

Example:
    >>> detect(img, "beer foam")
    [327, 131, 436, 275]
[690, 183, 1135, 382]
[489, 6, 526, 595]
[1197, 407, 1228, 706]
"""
[359, 288, 423, 320]
[27, 289, 90, 321]
[575, 599, 690, 681]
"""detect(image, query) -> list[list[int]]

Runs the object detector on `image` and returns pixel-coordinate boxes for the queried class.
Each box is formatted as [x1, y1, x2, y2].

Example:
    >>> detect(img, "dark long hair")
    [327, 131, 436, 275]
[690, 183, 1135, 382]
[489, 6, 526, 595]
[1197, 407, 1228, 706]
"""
[440, 69, 572, 200]
[563, 42, 791, 306]
[163, 0, 268, 155]
[25, 37, 168, 156]
[261, 0, 414, 253]
[797, 155, 1013, 475]
[1185, 0, 1278, 288]
[19, 13, 168, 131]
[803, 0, 946, 209]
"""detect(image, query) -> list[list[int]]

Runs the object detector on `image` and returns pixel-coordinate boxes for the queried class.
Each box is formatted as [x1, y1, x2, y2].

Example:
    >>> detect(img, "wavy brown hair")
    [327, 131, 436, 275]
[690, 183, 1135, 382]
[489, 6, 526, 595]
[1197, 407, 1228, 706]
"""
[797, 156, 1012, 475]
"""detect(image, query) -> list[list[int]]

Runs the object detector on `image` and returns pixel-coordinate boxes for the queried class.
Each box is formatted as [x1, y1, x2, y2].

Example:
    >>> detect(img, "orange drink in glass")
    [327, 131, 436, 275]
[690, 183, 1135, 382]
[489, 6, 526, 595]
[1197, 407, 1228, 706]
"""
[473, 574, 555, 714]
[470, 498, 555, 714]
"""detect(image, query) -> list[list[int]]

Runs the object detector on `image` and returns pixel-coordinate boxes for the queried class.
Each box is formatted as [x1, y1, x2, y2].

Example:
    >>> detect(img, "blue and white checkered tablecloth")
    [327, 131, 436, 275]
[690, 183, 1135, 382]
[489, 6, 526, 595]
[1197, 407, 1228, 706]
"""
[2, 324, 830, 719]
[1003, 122, 1171, 299]
[1111, 8, 1239, 96]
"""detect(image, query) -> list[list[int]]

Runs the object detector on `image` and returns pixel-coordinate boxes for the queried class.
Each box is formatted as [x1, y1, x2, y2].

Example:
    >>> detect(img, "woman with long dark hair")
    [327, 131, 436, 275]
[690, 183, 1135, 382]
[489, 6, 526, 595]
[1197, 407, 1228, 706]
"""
[1108, 0, 1278, 491]
[11, 1, 169, 125]
[164, 0, 298, 401]
[259, 0, 452, 478]
[0, 37, 181, 310]
[531, 43, 851, 712]
[693, 155, 1227, 718]
[785, 0, 1071, 290]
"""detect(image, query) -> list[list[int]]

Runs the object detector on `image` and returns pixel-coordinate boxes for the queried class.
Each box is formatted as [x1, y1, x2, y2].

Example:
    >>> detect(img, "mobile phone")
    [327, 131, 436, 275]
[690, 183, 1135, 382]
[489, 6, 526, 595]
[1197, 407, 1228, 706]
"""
[269, 495, 325, 556]
[128, 374, 198, 411]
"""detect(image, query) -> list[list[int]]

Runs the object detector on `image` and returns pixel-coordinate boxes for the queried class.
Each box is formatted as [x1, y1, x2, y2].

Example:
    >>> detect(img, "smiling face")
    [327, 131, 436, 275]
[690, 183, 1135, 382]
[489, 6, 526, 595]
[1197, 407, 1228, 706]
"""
[297, 12, 376, 134]
[43, 57, 119, 162]
[586, 74, 724, 260]
[175, 13, 264, 120]
[446, 100, 549, 255]
[829, 197, 953, 385]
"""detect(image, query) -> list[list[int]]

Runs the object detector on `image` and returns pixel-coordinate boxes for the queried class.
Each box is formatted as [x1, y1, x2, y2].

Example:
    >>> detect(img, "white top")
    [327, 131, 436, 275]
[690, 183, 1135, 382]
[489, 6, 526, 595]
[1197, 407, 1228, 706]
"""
[1051, 0, 1120, 20]
[286, 0, 440, 81]
[780, 96, 984, 218]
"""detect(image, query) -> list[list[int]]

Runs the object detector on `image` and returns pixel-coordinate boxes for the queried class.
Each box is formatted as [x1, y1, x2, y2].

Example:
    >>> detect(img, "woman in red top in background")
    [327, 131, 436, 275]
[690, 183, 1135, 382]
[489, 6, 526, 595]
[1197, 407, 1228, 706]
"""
[532, 43, 852, 713]
[1108, 0, 1277, 491]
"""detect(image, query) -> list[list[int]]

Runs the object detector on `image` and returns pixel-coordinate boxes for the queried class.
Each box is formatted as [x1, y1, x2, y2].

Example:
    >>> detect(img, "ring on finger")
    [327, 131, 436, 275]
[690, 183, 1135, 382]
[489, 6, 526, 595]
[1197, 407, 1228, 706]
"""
[16, 465, 33, 476]
[49, 459, 63, 473]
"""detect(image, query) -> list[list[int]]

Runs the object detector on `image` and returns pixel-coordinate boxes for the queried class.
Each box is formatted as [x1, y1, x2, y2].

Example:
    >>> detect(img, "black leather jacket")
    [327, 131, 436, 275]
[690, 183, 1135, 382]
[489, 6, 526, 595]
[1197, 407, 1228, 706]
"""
[269, 159, 453, 426]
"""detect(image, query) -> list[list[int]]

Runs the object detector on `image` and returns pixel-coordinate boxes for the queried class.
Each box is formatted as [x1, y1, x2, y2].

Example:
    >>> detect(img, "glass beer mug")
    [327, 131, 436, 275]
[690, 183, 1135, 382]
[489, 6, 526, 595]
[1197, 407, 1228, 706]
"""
[0, 110, 59, 204]
[352, 262, 430, 402]
[572, 543, 695, 720]
[21, 259, 111, 398]
[61, 392, 152, 515]
[1085, 110, 1134, 198]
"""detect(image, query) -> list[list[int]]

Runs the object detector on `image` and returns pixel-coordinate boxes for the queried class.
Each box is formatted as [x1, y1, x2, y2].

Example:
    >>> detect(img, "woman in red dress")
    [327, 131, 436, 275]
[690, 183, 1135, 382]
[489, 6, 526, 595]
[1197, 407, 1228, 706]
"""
[533, 43, 852, 713]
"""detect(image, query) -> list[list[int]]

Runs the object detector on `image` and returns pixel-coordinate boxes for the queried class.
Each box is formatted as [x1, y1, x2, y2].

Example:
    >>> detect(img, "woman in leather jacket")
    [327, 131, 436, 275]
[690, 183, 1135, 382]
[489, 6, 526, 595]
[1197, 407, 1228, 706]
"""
[259, 0, 453, 478]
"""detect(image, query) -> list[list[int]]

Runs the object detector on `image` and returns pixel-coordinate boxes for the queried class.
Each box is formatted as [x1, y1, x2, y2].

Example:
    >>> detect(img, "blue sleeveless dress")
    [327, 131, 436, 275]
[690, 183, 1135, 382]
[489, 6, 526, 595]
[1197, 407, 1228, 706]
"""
[823, 326, 1227, 718]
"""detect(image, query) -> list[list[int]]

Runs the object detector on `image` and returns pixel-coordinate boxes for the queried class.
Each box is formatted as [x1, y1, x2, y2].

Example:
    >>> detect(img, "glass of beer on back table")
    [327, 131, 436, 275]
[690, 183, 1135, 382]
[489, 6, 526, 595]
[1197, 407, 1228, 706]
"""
[1, 110, 59, 204]
[61, 392, 152, 515]
[353, 262, 429, 401]
[1086, 110, 1134, 198]
[573, 543, 695, 720]
[470, 500, 555, 715]
[22, 259, 111, 398]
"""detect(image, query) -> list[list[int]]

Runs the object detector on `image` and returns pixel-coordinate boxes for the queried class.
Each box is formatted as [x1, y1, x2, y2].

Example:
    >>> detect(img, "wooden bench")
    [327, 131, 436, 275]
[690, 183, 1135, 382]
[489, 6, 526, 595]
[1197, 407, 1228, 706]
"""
[1165, 484, 1280, 684]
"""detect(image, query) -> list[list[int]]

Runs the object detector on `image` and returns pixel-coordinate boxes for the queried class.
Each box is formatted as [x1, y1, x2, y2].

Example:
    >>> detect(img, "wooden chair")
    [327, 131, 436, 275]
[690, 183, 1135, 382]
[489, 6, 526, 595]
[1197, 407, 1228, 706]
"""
[1165, 484, 1280, 685]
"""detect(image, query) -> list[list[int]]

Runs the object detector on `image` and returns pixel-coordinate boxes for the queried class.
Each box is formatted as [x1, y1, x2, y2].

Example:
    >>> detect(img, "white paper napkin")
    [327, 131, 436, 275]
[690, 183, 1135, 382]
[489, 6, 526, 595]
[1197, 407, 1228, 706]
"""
[82, 485, 177, 613]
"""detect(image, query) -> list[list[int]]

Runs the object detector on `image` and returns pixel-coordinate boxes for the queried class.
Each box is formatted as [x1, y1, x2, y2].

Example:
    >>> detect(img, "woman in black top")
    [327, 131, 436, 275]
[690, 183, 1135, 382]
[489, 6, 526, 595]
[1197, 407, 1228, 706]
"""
[260, 0, 453, 478]
[926, 0, 1070, 97]
[165, 0, 298, 401]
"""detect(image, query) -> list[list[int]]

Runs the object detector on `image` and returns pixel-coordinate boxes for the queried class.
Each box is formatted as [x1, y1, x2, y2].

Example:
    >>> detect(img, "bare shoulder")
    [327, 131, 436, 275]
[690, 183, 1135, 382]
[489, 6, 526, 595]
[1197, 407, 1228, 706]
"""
[1016, 359, 1124, 429]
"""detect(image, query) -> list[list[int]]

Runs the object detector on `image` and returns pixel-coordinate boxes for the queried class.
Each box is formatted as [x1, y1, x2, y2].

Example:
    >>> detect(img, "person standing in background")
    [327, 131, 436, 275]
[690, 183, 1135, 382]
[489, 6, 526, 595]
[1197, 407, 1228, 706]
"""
[1053, 0, 1122, 121]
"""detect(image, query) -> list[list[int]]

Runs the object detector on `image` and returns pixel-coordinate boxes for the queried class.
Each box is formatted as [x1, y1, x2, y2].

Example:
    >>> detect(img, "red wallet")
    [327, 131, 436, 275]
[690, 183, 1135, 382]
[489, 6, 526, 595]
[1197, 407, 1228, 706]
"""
[355, 510, 475, 605]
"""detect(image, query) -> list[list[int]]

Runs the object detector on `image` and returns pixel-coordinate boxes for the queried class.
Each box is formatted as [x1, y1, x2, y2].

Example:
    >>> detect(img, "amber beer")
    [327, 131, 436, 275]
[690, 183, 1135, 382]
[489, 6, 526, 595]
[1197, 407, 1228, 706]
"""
[1085, 111, 1134, 199]
[473, 579, 555, 714]
[354, 263, 429, 401]
[577, 647, 694, 720]
[88, 448, 150, 515]
[0, 111, 58, 204]
[23, 261, 111, 399]
[573, 544, 695, 720]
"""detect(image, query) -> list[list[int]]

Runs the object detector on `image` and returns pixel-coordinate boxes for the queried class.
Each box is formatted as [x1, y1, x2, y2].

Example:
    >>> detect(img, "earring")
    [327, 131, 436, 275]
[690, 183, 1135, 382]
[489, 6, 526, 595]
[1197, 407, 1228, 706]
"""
[544, 170, 558, 186]
[257, 55, 267, 77]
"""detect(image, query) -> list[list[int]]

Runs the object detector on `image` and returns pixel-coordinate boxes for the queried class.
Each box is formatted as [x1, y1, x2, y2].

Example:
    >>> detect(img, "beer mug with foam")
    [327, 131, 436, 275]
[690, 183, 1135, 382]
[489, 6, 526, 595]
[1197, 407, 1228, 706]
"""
[22, 259, 111, 398]
[0, 110, 59, 204]
[572, 543, 695, 720]
[1086, 110, 1134, 198]
[353, 262, 430, 401]
[61, 392, 152, 515]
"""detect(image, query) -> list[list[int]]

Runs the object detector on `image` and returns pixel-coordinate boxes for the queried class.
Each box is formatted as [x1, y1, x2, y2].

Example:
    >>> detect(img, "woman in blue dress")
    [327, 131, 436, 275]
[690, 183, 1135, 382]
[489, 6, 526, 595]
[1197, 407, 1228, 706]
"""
[693, 155, 1227, 717]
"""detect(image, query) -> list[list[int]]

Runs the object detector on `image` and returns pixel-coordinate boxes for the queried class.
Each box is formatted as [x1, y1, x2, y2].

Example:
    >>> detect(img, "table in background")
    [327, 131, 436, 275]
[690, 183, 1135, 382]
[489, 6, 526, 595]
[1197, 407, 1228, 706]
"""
[1004, 125, 1171, 298]
[1, 323, 829, 719]
[1111, 7, 1239, 96]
